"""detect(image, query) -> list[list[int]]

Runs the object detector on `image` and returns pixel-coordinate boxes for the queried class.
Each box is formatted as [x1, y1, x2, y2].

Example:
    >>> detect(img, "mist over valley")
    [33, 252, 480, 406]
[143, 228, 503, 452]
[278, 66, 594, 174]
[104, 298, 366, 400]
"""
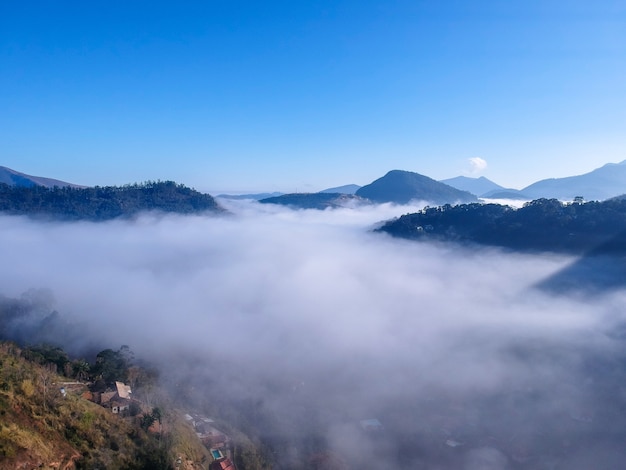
[2, 199, 626, 469]
[3, 0, 625, 466]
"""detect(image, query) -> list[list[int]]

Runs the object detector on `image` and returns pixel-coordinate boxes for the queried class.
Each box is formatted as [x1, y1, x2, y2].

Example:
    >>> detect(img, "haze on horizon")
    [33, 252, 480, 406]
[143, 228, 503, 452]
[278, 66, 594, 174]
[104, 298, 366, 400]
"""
[2, 1, 625, 193]
[2, 201, 626, 468]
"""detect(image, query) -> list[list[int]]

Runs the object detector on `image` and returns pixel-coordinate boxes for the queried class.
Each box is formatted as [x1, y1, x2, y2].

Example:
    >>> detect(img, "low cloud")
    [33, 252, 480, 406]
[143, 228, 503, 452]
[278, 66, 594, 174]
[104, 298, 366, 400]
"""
[468, 156, 488, 174]
[0, 202, 625, 468]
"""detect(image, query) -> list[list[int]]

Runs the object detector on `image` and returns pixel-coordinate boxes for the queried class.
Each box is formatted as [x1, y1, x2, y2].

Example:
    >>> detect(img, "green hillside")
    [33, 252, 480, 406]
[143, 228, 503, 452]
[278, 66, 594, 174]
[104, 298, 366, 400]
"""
[0, 181, 223, 221]
[377, 198, 626, 254]
[0, 341, 212, 469]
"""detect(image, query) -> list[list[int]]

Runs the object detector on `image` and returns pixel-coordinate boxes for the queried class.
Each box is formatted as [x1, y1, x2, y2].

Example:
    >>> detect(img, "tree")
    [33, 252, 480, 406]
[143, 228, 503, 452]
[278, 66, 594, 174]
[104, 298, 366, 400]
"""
[140, 412, 156, 430]
[93, 347, 132, 383]
[22, 344, 69, 375]
[72, 359, 90, 381]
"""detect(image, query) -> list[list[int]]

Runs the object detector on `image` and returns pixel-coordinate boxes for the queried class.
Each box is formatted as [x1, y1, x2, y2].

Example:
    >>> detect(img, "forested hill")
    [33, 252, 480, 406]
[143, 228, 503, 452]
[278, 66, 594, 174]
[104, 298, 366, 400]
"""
[376, 198, 626, 254]
[0, 181, 224, 220]
[259, 192, 365, 209]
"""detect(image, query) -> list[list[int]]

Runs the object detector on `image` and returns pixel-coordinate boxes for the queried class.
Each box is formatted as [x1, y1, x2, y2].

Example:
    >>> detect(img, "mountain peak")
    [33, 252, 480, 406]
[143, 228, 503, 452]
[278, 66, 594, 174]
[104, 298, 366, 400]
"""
[439, 175, 505, 197]
[356, 170, 477, 205]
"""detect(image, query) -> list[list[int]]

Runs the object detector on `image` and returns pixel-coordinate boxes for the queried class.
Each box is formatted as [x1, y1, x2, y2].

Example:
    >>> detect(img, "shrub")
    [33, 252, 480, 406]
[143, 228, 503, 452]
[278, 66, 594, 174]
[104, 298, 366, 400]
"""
[21, 379, 35, 397]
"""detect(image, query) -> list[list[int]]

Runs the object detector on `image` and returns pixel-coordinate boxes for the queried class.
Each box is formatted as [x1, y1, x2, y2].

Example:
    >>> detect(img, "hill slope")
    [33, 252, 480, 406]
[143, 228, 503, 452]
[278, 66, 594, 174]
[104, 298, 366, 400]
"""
[259, 192, 365, 209]
[0, 166, 82, 188]
[0, 181, 224, 220]
[318, 184, 361, 194]
[0, 341, 213, 470]
[522, 160, 626, 201]
[356, 170, 477, 205]
[217, 192, 283, 201]
[376, 198, 626, 254]
[439, 176, 505, 197]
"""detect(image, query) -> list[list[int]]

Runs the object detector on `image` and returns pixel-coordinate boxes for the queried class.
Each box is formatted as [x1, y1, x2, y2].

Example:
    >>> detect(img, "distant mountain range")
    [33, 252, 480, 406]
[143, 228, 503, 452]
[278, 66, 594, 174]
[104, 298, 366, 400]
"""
[440, 176, 530, 200]
[520, 160, 626, 201]
[0, 166, 82, 188]
[319, 184, 361, 194]
[439, 176, 506, 197]
[356, 170, 477, 205]
[217, 192, 284, 201]
[480, 189, 530, 200]
[440, 161, 626, 201]
[219, 185, 360, 201]
[244, 172, 479, 209]
[258, 171, 478, 209]
[5, 159, 626, 207]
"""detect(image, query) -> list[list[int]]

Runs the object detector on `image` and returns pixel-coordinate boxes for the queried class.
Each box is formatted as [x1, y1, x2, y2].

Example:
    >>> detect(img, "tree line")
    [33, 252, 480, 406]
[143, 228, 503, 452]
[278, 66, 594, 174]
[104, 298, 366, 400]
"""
[0, 180, 223, 220]
[377, 198, 626, 254]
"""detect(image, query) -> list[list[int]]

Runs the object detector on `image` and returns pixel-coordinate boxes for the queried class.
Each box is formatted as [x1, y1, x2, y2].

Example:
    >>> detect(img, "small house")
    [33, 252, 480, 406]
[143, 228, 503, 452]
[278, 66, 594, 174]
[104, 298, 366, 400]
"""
[99, 381, 133, 414]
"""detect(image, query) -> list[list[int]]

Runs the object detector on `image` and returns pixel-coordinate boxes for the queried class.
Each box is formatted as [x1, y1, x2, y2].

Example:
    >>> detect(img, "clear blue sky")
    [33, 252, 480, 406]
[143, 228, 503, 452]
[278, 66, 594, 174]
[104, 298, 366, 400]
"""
[1, 1, 624, 193]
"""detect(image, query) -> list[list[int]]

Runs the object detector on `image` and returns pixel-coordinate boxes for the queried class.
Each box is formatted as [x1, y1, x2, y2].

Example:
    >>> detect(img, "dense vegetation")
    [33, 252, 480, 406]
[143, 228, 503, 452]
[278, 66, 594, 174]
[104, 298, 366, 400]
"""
[0, 340, 214, 469]
[377, 198, 626, 254]
[0, 181, 223, 220]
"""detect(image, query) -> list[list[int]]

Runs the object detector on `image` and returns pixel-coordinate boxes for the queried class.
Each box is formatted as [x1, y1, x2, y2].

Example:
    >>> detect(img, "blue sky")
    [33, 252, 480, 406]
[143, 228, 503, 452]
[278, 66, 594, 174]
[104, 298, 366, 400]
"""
[1, 1, 624, 193]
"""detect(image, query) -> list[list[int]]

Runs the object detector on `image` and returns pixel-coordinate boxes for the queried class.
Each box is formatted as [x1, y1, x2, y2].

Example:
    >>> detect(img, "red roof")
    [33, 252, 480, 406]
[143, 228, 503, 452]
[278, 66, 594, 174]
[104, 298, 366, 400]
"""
[210, 458, 235, 470]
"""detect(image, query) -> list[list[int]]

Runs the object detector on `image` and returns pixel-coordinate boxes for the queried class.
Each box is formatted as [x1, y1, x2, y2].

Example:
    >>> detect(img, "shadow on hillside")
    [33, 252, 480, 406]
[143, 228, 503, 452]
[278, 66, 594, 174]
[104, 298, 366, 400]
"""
[536, 230, 626, 295]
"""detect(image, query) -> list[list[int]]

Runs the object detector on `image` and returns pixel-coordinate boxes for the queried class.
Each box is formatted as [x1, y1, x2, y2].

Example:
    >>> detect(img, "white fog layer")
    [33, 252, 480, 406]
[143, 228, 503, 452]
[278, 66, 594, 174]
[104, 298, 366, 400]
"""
[1, 201, 625, 469]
